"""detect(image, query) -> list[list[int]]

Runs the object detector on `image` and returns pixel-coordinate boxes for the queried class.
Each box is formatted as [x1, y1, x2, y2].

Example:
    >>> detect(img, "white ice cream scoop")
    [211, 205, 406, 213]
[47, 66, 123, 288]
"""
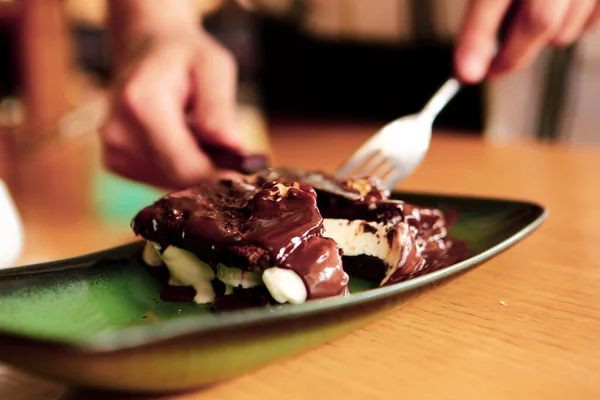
[0, 179, 24, 268]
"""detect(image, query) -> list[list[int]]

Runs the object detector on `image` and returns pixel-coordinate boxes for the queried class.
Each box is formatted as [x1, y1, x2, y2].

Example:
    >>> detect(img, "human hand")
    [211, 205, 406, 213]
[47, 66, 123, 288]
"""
[454, 0, 600, 83]
[100, 4, 240, 189]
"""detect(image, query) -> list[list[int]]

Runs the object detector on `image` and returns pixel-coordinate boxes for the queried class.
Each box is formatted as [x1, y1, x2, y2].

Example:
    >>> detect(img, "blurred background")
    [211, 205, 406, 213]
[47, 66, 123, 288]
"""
[0, 0, 598, 265]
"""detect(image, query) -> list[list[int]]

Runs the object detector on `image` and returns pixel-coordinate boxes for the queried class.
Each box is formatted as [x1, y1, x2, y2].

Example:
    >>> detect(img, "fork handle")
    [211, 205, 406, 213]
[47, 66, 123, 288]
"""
[420, 78, 462, 122]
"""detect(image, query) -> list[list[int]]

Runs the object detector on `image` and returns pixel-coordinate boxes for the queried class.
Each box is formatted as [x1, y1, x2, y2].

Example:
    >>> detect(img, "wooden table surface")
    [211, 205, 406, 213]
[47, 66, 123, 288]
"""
[3, 119, 600, 400]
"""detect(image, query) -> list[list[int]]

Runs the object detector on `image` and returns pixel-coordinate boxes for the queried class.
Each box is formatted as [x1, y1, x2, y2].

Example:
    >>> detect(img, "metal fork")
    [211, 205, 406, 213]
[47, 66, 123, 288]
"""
[335, 78, 461, 189]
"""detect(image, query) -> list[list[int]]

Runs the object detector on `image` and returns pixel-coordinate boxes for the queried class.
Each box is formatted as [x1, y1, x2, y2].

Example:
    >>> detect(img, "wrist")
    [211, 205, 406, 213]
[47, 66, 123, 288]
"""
[107, 0, 202, 65]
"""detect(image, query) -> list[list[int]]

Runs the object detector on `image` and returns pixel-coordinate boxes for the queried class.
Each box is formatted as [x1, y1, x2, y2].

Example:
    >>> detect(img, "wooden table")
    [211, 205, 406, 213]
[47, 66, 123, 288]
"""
[4, 120, 600, 399]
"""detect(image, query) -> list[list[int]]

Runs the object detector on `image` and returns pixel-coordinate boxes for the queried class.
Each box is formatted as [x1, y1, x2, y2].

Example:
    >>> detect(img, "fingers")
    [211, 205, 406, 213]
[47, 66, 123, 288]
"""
[100, 33, 243, 189]
[552, 0, 597, 46]
[490, 0, 571, 77]
[189, 34, 241, 151]
[456, 0, 600, 83]
[102, 146, 172, 188]
[119, 46, 218, 187]
[100, 112, 175, 188]
[582, 0, 600, 34]
[454, 0, 513, 83]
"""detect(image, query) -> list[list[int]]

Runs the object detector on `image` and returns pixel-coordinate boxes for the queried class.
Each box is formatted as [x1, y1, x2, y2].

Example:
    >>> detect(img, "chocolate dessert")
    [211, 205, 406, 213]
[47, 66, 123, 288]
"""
[132, 169, 469, 310]
[132, 177, 349, 308]
[250, 169, 469, 285]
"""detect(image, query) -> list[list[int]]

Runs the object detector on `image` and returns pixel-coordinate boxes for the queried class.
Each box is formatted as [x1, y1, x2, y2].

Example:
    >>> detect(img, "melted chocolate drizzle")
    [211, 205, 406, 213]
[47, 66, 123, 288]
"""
[251, 168, 471, 285]
[132, 178, 349, 301]
[133, 168, 471, 308]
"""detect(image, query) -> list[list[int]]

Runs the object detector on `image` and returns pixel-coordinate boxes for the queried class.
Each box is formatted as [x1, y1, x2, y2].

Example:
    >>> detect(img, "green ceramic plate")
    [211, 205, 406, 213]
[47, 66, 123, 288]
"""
[0, 191, 546, 394]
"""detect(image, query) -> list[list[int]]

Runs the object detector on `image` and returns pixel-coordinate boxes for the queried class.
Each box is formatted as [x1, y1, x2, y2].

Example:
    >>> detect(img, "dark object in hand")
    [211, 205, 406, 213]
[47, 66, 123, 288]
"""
[202, 144, 269, 174]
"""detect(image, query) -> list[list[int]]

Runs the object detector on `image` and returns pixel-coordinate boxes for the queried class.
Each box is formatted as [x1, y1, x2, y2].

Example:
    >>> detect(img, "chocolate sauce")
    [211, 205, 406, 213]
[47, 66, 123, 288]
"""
[161, 285, 196, 302]
[382, 225, 426, 285]
[244, 182, 348, 298]
[132, 178, 349, 301]
[244, 182, 323, 261]
[250, 168, 471, 285]
[134, 168, 471, 307]
[211, 286, 275, 312]
[284, 236, 348, 298]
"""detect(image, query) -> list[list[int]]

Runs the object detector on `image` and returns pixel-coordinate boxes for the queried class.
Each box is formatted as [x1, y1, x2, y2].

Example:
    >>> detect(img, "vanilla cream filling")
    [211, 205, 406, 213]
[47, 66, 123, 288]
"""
[142, 241, 307, 305]
[262, 267, 307, 304]
[142, 215, 418, 305]
[322, 218, 421, 284]
[142, 214, 418, 304]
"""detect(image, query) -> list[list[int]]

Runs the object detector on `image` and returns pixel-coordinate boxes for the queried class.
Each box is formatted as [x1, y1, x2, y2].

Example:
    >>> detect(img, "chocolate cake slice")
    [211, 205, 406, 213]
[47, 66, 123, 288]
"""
[249, 168, 469, 286]
[132, 168, 469, 309]
[132, 177, 349, 307]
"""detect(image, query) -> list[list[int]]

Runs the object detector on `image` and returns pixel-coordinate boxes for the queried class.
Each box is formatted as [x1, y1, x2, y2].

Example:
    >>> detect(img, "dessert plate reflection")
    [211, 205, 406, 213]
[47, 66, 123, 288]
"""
[0, 191, 546, 394]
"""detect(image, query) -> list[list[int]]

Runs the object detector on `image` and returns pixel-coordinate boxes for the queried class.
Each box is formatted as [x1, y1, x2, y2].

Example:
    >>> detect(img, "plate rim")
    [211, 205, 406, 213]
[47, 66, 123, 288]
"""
[1, 191, 549, 353]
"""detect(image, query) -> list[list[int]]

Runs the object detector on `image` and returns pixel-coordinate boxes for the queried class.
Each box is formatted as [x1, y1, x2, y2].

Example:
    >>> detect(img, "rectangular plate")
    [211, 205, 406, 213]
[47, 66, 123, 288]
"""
[0, 191, 547, 393]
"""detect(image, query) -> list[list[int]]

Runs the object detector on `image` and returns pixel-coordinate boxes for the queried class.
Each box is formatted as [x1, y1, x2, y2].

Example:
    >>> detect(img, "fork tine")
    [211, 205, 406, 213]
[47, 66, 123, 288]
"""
[371, 155, 393, 177]
[352, 151, 387, 178]
[379, 163, 396, 181]
[383, 170, 406, 190]
[335, 147, 378, 178]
